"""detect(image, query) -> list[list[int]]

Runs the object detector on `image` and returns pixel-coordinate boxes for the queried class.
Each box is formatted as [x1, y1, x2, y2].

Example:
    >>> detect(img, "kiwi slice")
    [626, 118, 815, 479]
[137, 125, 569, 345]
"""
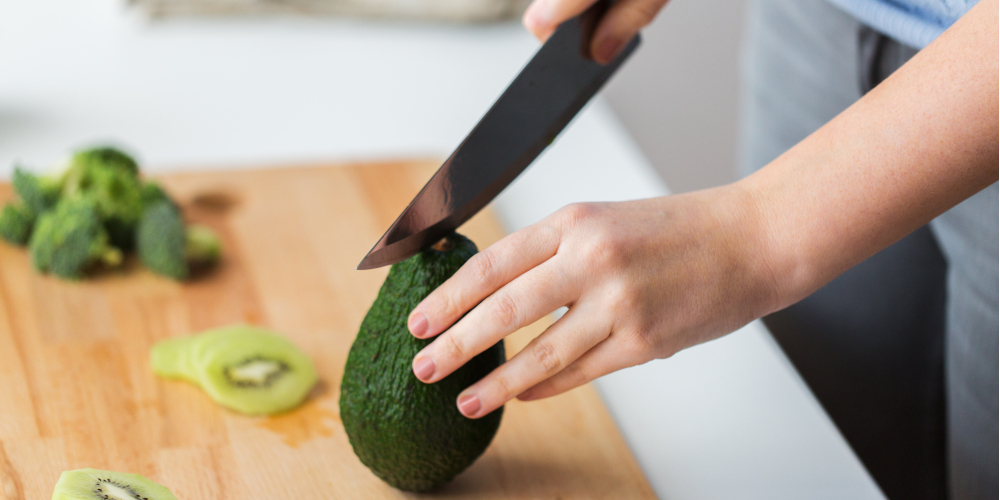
[192, 326, 318, 415]
[150, 337, 199, 384]
[52, 468, 177, 500]
[150, 325, 317, 416]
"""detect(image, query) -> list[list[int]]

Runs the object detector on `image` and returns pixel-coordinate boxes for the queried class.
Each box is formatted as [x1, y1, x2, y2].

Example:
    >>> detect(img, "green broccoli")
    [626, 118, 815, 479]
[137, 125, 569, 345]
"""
[140, 181, 174, 210]
[60, 146, 140, 200]
[12, 167, 61, 215]
[4, 167, 62, 246]
[0, 202, 34, 245]
[81, 166, 144, 249]
[137, 200, 221, 280]
[29, 197, 123, 279]
[185, 224, 222, 266]
[56, 147, 145, 249]
[137, 201, 185, 279]
[63, 146, 139, 184]
[6, 144, 223, 281]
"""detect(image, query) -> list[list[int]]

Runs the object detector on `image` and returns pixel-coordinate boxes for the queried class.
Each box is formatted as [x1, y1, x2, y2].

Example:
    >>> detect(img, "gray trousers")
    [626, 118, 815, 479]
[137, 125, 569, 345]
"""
[739, 0, 999, 499]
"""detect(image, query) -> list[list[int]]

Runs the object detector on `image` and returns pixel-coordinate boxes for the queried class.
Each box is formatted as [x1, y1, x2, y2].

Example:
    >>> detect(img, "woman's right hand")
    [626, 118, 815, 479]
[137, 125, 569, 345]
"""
[522, 0, 670, 63]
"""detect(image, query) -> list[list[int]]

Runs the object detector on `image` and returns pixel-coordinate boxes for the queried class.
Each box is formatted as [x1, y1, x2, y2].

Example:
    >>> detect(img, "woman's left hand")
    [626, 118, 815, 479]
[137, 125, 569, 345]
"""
[407, 184, 786, 418]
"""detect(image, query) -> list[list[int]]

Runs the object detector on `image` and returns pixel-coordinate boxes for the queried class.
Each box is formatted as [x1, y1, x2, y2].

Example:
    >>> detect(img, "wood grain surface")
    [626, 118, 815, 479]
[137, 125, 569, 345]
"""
[0, 160, 654, 499]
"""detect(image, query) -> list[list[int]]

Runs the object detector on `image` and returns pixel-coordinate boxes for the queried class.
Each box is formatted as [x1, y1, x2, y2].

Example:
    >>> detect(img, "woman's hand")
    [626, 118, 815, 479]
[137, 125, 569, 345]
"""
[408, 185, 784, 418]
[522, 0, 671, 63]
[408, 0, 998, 419]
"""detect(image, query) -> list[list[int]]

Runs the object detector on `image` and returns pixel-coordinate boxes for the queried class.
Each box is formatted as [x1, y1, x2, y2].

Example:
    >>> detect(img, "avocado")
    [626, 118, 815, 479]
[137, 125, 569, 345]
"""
[340, 232, 505, 492]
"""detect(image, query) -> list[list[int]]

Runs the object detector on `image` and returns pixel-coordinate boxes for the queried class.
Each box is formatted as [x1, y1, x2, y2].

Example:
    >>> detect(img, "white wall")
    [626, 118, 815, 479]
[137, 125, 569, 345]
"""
[604, 0, 748, 193]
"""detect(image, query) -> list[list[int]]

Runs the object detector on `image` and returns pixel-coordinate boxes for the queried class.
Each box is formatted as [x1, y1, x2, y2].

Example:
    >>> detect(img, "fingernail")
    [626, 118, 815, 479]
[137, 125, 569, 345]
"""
[408, 312, 429, 337]
[413, 356, 436, 381]
[594, 36, 623, 64]
[524, 0, 552, 28]
[458, 394, 481, 417]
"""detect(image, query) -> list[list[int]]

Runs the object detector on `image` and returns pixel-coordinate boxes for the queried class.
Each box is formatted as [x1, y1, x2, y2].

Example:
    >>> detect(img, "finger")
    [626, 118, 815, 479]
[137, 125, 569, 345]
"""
[455, 302, 611, 418]
[516, 331, 647, 401]
[408, 223, 560, 339]
[412, 257, 578, 384]
[590, 0, 669, 64]
[522, 0, 599, 42]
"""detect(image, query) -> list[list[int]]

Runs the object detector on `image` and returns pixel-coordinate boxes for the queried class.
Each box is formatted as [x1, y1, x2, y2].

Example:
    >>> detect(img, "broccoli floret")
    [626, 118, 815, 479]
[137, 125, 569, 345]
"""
[140, 181, 175, 210]
[12, 167, 60, 214]
[137, 201, 185, 279]
[28, 198, 123, 279]
[6, 144, 222, 281]
[185, 224, 222, 266]
[137, 201, 220, 280]
[61, 146, 140, 200]
[4, 167, 61, 246]
[65, 146, 139, 180]
[81, 166, 144, 249]
[0, 202, 34, 245]
[56, 147, 145, 249]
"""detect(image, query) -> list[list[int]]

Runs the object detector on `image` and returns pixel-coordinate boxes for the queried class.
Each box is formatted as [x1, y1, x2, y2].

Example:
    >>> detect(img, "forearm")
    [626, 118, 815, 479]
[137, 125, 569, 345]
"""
[741, 0, 999, 309]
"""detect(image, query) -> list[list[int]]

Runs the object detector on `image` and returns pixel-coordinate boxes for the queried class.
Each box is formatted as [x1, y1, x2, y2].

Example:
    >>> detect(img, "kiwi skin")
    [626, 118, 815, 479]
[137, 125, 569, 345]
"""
[51, 468, 177, 500]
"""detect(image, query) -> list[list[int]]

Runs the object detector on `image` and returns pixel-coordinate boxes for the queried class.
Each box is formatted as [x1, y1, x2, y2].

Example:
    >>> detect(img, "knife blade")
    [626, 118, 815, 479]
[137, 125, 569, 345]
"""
[357, 0, 640, 270]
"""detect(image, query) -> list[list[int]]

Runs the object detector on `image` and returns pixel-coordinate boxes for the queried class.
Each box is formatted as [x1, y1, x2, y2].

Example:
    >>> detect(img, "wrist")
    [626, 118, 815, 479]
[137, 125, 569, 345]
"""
[722, 178, 812, 318]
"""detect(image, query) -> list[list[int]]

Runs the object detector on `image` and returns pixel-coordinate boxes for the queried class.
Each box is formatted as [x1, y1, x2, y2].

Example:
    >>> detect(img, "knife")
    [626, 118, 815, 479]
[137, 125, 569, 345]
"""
[357, 0, 640, 270]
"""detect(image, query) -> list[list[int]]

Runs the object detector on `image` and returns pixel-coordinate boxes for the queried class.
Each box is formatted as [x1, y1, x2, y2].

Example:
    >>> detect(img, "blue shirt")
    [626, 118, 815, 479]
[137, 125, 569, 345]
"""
[825, 0, 978, 48]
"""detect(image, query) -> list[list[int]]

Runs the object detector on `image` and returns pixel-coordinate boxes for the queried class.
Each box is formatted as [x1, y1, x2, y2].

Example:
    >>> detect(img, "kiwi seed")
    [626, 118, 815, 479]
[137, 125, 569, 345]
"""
[223, 356, 291, 388]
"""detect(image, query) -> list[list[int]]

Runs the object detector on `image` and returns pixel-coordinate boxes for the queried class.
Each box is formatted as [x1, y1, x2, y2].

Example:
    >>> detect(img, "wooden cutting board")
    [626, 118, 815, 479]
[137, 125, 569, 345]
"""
[0, 160, 654, 499]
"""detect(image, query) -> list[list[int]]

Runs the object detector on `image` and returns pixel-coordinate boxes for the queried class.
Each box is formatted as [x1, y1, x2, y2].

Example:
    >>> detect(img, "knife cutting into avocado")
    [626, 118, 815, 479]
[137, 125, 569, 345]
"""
[340, 0, 640, 491]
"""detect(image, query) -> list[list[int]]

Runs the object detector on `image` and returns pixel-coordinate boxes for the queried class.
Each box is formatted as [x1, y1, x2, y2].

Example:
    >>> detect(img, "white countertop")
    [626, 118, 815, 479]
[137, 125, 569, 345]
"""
[0, 2, 885, 498]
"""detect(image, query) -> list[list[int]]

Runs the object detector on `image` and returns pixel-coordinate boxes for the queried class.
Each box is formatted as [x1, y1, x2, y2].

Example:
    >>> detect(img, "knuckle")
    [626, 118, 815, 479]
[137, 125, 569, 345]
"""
[531, 341, 564, 376]
[537, 224, 560, 248]
[558, 203, 597, 227]
[561, 362, 589, 387]
[606, 282, 638, 315]
[440, 333, 466, 360]
[624, 1, 659, 27]
[434, 291, 462, 323]
[490, 292, 522, 329]
[470, 250, 500, 285]
[618, 329, 657, 360]
[582, 231, 626, 270]
[491, 374, 514, 400]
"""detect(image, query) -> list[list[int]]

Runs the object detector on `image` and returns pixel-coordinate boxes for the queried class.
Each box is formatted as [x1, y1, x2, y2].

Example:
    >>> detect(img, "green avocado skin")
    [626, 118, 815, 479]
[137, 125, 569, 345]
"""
[340, 233, 505, 492]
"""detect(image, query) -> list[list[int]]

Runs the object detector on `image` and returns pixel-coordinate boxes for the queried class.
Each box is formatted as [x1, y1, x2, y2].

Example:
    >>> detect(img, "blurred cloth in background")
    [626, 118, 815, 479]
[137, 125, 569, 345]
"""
[129, 0, 529, 21]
